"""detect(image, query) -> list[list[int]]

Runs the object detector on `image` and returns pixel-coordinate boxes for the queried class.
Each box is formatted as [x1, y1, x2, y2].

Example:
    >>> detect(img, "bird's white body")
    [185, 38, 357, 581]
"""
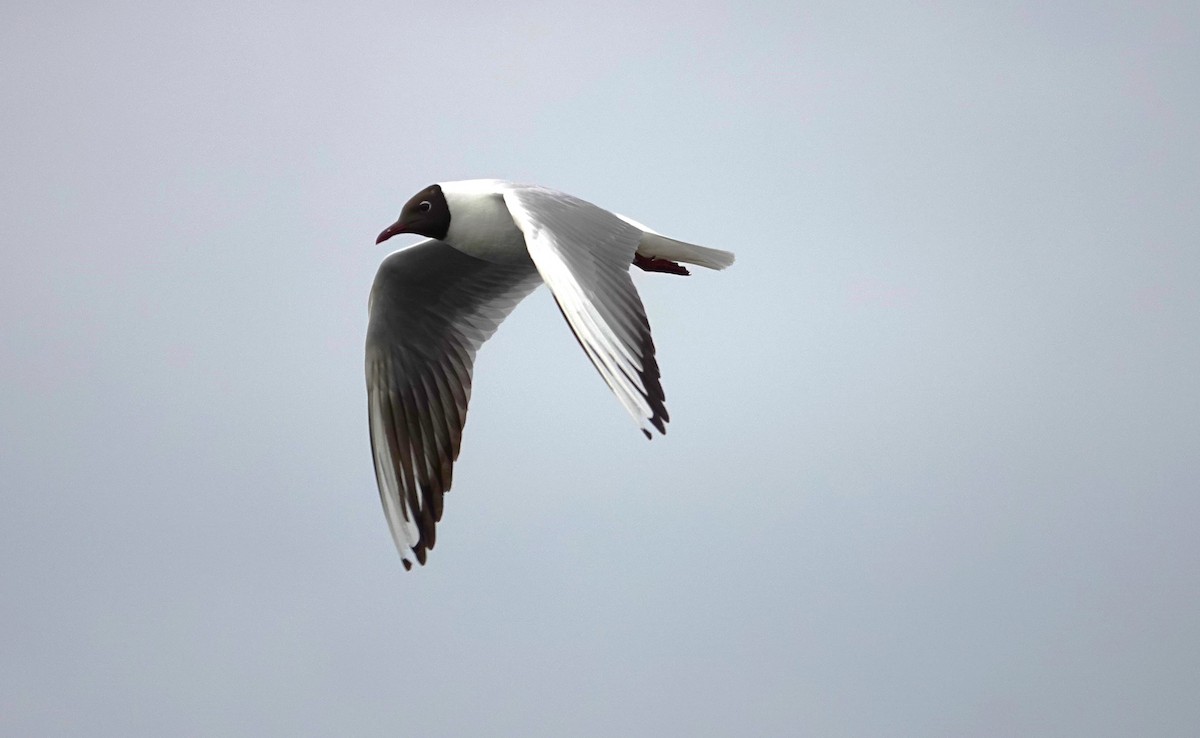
[438, 179, 736, 270]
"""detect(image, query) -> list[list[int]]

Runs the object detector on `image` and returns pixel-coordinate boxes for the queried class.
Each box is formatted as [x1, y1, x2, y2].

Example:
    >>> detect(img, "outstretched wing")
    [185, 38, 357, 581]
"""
[502, 185, 669, 438]
[366, 239, 541, 569]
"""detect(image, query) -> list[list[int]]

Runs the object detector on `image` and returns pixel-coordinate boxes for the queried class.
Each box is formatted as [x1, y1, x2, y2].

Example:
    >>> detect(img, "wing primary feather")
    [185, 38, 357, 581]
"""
[366, 239, 541, 569]
[501, 185, 672, 436]
[394, 385, 437, 552]
[413, 368, 453, 517]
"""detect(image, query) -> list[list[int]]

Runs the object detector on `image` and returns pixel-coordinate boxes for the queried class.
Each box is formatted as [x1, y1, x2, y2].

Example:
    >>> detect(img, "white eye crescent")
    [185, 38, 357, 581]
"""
[417, 201, 432, 213]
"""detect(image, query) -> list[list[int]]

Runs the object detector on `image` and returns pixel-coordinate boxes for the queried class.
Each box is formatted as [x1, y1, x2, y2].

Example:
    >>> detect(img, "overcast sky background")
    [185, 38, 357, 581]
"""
[2, 1, 1198, 736]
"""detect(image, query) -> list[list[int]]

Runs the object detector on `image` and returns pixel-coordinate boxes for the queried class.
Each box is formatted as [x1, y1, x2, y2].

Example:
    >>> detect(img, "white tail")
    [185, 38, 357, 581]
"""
[614, 213, 735, 270]
[636, 231, 735, 270]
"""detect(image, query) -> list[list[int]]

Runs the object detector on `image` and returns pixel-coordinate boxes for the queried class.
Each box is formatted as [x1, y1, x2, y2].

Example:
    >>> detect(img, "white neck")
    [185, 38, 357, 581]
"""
[440, 180, 530, 264]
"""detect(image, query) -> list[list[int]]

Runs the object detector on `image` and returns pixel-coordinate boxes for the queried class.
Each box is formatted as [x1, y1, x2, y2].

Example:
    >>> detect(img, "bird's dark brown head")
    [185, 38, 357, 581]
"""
[376, 184, 451, 244]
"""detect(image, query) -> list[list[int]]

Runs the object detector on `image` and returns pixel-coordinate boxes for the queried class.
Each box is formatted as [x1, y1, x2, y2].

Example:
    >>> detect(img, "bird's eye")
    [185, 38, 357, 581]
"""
[417, 201, 432, 213]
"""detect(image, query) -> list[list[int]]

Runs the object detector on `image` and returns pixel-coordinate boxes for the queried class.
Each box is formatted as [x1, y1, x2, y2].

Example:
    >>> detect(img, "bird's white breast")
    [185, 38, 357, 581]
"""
[441, 181, 531, 265]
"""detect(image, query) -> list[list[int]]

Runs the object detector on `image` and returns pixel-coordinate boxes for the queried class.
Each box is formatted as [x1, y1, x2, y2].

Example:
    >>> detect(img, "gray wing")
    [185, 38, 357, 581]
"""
[502, 185, 669, 438]
[366, 239, 541, 570]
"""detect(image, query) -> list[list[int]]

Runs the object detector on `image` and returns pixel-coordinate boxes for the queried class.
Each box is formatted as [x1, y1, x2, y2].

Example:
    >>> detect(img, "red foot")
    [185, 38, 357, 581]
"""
[633, 254, 690, 276]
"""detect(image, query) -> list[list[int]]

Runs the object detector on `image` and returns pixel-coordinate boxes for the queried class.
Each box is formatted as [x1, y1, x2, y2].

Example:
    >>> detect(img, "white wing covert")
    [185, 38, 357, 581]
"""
[365, 239, 541, 569]
[502, 185, 670, 438]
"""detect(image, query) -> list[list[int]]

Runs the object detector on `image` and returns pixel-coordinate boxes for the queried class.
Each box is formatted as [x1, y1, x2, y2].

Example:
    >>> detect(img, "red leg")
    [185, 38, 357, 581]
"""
[633, 254, 690, 276]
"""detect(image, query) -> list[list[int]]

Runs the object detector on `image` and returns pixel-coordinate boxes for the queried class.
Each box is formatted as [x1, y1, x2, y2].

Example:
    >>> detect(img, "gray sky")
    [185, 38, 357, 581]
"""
[2, 1, 1198, 736]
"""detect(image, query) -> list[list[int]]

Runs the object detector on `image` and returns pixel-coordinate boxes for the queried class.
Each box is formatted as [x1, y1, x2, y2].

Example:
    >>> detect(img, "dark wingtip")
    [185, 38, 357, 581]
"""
[402, 558, 413, 571]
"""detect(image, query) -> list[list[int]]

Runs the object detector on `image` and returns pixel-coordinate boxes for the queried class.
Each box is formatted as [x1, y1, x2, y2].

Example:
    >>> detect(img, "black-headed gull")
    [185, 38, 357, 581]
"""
[367, 180, 734, 569]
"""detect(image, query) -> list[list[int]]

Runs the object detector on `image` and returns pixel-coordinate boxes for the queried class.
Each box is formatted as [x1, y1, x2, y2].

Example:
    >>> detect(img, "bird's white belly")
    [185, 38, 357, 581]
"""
[449, 228, 530, 264]
[443, 193, 532, 265]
